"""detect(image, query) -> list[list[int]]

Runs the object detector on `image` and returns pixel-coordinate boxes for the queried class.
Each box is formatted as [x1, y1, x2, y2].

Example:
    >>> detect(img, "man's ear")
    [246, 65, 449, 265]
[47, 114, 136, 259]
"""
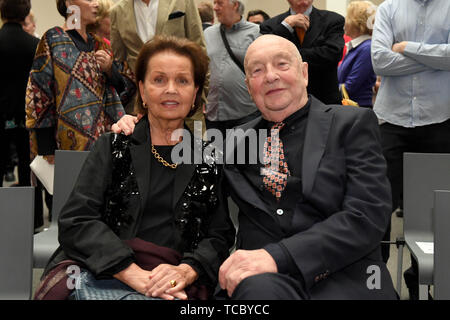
[302, 62, 309, 87]
[245, 77, 252, 96]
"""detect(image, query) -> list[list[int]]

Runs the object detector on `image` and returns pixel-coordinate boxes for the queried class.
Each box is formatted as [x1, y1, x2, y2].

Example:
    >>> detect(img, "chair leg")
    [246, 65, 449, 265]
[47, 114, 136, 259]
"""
[396, 244, 404, 297]
[419, 284, 428, 300]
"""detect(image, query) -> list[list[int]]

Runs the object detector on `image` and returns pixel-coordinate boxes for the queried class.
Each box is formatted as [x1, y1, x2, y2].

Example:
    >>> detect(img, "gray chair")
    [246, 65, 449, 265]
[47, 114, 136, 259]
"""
[402, 153, 450, 299]
[0, 187, 35, 299]
[33, 150, 89, 268]
[433, 190, 450, 300]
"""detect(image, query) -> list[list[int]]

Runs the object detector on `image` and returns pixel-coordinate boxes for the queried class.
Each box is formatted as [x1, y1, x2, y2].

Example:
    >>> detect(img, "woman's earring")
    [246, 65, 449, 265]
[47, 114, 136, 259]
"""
[143, 102, 147, 109]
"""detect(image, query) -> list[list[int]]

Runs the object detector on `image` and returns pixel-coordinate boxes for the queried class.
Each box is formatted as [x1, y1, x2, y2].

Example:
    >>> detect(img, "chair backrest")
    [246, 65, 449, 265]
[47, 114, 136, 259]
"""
[51, 150, 90, 225]
[0, 187, 34, 299]
[403, 153, 450, 240]
[433, 190, 450, 300]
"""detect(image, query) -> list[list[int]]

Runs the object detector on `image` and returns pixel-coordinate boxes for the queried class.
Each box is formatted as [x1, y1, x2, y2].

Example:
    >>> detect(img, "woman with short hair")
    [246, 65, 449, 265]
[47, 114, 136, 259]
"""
[338, 1, 377, 108]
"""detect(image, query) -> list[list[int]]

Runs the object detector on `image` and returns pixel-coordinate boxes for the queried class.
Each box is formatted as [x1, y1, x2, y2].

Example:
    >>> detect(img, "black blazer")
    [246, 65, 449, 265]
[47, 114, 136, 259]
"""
[224, 97, 397, 299]
[45, 118, 235, 285]
[0, 22, 39, 123]
[260, 8, 344, 105]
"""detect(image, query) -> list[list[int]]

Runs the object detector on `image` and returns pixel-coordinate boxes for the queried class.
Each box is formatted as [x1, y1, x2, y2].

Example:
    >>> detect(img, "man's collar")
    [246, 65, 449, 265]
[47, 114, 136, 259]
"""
[262, 95, 312, 128]
[221, 17, 245, 31]
[290, 5, 313, 17]
[347, 34, 371, 51]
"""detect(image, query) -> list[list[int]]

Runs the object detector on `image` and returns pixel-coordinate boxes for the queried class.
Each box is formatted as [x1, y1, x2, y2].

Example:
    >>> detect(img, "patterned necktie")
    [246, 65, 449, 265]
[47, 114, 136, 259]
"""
[296, 27, 305, 45]
[262, 122, 290, 201]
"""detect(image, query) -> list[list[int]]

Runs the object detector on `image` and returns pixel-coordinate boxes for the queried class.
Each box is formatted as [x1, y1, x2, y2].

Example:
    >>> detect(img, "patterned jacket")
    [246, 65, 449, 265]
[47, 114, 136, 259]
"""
[26, 27, 136, 157]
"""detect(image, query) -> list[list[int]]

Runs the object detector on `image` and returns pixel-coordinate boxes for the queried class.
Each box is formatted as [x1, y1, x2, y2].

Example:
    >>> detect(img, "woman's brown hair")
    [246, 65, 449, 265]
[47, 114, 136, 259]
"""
[134, 35, 209, 116]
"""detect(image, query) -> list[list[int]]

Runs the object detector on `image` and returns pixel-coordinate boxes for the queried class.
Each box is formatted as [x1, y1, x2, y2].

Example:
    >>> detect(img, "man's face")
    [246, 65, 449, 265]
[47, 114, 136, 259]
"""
[245, 36, 309, 122]
[213, 0, 238, 25]
[288, 0, 313, 13]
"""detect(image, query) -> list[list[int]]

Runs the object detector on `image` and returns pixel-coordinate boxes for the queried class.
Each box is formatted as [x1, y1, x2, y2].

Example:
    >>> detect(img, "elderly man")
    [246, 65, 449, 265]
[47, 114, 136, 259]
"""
[219, 35, 397, 300]
[203, 0, 260, 136]
[260, 0, 344, 105]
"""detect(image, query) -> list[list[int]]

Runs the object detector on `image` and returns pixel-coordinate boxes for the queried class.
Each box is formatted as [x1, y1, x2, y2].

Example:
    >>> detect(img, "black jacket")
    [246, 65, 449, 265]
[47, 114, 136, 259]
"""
[260, 7, 345, 105]
[0, 22, 39, 124]
[224, 97, 397, 299]
[45, 118, 235, 286]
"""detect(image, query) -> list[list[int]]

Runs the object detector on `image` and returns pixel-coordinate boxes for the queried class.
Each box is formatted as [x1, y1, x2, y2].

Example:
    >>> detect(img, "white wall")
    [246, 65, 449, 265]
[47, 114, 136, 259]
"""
[30, 0, 65, 37]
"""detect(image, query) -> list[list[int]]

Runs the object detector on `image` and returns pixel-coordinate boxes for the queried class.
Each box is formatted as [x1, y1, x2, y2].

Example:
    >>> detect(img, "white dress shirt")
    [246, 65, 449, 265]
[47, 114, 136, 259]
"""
[134, 0, 159, 43]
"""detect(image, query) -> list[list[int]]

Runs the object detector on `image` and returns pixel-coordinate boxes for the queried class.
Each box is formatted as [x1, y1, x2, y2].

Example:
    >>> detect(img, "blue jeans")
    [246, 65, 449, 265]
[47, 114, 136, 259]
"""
[70, 269, 161, 300]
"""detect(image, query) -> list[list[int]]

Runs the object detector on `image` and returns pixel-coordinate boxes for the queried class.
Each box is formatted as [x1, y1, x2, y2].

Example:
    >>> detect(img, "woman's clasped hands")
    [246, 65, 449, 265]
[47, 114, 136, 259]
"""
[114, 262, 198, 300]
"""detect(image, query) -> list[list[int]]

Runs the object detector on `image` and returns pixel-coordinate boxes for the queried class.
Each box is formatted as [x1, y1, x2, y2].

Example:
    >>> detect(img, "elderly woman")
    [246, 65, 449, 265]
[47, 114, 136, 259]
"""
[337, 1, 377, 108]
[34, 35, 235, 300]
[26, 0, 135, 165]
[86, 0, 113, 45]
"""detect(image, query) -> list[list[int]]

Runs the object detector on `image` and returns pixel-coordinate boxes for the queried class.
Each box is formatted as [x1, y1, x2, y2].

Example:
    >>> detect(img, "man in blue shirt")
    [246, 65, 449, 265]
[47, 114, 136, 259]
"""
[371, 0, 450, 299]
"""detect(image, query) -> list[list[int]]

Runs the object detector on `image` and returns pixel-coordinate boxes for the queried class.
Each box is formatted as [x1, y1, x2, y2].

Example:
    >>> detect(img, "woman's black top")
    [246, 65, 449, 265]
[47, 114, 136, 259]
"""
[137, 145, 177, 248]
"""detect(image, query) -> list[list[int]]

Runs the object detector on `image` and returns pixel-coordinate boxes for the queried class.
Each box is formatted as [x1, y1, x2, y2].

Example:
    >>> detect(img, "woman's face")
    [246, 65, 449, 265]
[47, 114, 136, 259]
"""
[68, 0, 98, 26]
[139, 51, 199, 123]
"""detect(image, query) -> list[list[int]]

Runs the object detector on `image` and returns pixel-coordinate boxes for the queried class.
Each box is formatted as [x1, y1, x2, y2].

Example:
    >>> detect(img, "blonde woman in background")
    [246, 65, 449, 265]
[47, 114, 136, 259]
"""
[87, 0, 113, 45]
[337, 1, 377, 108]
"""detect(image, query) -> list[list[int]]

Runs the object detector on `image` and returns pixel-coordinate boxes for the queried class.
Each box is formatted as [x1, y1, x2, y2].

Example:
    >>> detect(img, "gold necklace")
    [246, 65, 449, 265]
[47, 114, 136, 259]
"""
[151, 145, 177, 169]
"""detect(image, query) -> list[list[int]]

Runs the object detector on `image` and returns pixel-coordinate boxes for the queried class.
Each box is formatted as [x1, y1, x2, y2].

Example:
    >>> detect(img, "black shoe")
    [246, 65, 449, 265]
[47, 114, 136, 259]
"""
[396, 208, 403, 218]
[4, 171, 15, 182]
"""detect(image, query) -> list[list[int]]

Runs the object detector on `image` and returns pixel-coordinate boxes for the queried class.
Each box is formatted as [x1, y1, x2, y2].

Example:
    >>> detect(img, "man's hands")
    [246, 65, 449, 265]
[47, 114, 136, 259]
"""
[284, 13, 310, 30]
[219, 249, 278, 297]
[392, 41, 408, 54]
[114, 263, 197, 300]
[111, 114, 140, 135]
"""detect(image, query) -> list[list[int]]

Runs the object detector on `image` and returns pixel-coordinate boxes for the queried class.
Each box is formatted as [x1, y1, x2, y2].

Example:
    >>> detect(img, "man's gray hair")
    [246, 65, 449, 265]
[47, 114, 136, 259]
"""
[230, 0, 245, 16]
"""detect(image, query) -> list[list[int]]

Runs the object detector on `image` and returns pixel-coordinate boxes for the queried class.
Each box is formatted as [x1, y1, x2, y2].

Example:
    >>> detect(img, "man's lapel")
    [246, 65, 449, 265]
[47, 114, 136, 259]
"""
[302, 7, 322, 48]
[129, 118, 151, 211]
[302, 96, 333, 197]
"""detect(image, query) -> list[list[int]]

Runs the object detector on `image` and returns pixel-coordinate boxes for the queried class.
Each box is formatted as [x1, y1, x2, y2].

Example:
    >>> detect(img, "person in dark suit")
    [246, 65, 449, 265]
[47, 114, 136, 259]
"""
[259, 0, 344, 105]
[34, 36, 234, 300]
[218, 34, 397, 300]
[0, 0, 38, 187]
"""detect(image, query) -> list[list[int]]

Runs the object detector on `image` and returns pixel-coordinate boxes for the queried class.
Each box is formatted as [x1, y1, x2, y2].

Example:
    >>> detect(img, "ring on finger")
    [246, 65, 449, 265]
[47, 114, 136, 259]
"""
[170, 280, 177, 288]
